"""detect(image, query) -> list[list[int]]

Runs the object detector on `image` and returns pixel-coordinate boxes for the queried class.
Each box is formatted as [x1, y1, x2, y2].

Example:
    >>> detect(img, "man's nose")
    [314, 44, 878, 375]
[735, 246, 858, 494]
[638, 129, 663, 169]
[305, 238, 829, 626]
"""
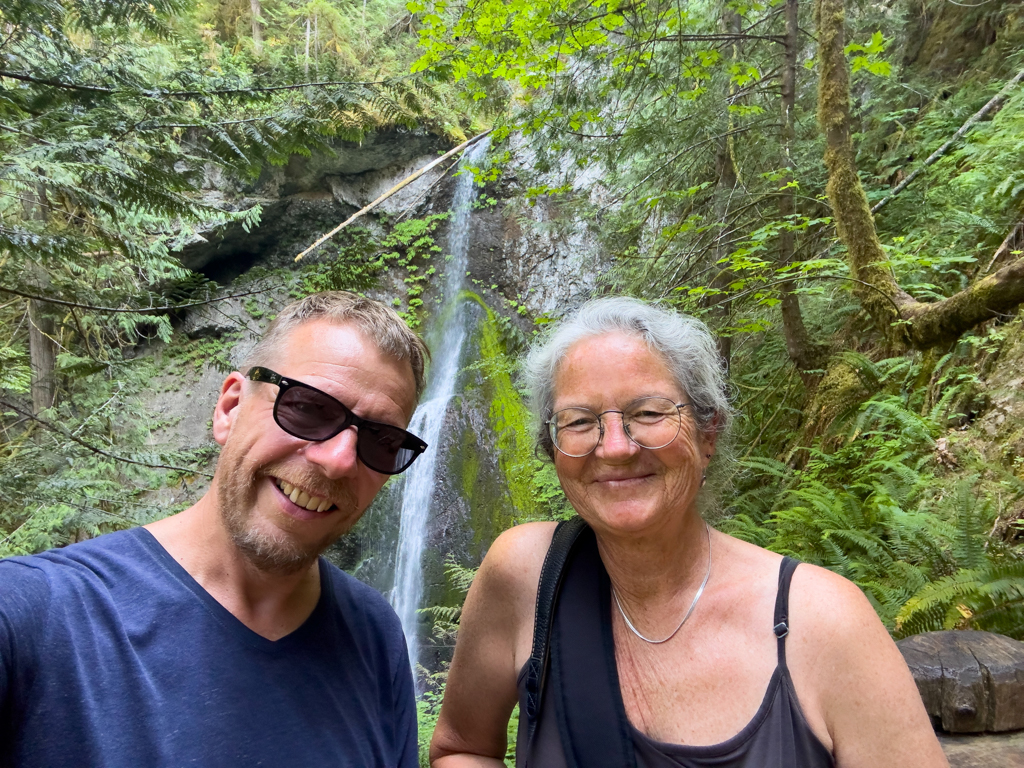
[302, 426, 361, 479]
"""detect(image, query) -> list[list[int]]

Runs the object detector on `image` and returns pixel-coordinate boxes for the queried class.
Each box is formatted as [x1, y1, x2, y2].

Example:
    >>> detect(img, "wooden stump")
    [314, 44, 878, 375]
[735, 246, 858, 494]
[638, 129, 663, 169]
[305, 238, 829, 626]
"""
[897, 630, 1024, 733]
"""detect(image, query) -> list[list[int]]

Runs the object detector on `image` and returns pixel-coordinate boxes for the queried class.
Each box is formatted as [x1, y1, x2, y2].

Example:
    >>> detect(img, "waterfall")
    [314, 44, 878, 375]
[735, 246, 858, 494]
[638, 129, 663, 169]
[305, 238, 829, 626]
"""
[390, 137, 490, 676]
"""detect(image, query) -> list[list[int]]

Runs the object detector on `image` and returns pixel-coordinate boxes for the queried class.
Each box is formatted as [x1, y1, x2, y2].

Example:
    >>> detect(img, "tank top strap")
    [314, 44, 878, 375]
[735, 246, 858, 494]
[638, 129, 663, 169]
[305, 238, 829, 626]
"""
[772, 556, 800, 668]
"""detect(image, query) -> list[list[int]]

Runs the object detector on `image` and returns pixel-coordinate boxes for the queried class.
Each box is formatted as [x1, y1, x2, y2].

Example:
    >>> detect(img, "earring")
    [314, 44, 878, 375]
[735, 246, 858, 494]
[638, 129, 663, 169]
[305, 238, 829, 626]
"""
[701, 473, 707, 487]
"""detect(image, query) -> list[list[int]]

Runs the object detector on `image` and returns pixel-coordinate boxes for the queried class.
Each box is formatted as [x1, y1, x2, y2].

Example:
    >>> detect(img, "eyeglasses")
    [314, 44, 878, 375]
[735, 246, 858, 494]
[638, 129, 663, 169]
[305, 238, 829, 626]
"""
[547, 397, 689, 458]
[247, 367, 427, 475]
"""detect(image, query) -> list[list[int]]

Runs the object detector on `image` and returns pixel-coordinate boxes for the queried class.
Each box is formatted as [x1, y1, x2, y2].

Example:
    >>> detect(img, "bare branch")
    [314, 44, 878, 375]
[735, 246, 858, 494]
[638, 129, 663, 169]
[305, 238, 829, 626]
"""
[0, 398, 214, 478]
[0, 285, 273, 314]
[295, 130, 493, 262]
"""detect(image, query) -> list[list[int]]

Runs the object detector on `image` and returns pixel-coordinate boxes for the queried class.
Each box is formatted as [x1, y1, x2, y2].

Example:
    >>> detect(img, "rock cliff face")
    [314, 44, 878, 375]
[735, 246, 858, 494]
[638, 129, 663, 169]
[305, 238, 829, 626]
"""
[178, 129, 450, 280]
[177, 128, 606, 318]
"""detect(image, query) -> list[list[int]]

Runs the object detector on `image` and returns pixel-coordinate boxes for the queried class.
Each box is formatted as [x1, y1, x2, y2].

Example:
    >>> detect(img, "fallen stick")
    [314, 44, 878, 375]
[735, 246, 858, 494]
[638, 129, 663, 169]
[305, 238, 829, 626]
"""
[872, 68, 1024, 215]
[294, 129, 493, 262]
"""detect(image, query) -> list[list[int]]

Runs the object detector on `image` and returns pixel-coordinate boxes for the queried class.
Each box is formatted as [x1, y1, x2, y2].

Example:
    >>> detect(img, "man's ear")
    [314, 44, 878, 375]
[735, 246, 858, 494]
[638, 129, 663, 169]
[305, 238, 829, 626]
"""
[212, 372, 246, 447]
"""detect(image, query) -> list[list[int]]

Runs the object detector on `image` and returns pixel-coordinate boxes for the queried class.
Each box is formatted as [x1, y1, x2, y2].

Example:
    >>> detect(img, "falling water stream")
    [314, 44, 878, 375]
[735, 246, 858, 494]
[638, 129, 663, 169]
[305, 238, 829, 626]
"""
[390, 137, 490, 676]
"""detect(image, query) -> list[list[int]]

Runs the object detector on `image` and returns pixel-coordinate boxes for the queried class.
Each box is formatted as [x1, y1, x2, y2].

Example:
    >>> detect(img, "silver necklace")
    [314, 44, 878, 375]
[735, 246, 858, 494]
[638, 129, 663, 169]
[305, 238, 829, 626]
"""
[612, 521, 712, 645]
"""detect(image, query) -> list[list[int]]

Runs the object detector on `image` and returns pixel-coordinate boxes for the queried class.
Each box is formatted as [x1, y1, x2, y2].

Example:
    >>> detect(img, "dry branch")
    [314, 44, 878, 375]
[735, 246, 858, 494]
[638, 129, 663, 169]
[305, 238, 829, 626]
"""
[294, 130, 492, 262]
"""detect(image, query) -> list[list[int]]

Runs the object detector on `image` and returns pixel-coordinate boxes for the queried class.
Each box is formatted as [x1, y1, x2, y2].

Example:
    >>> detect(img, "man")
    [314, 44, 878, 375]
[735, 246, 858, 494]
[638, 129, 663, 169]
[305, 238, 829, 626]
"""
[0, 291, 429, 767]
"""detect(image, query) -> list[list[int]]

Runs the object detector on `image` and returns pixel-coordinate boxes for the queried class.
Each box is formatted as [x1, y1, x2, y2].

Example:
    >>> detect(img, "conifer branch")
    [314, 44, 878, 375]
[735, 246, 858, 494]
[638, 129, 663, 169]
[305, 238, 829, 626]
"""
[0, 70, 113, 92]
[0, 70, 390, 97]
[0, 398, 214, 478]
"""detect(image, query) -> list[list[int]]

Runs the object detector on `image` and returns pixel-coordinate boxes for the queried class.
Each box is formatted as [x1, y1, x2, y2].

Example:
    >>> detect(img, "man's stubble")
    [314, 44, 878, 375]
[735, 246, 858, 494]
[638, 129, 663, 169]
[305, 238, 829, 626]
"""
[216, 444, 362, 575]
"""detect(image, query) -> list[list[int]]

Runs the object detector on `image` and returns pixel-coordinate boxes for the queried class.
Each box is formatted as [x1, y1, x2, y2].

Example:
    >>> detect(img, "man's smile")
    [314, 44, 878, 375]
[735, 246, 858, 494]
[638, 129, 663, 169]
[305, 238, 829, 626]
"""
[272, 477, 337, 513]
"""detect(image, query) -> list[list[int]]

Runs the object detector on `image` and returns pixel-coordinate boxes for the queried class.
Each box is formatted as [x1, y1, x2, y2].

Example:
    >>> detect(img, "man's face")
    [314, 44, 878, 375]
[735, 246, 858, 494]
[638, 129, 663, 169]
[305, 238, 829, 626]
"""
[211, 319, 418, 574]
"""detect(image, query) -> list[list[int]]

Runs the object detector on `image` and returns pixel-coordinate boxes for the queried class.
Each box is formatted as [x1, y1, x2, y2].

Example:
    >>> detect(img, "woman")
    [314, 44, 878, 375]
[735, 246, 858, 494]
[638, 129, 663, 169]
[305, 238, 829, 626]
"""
[430, 297, 947, 768]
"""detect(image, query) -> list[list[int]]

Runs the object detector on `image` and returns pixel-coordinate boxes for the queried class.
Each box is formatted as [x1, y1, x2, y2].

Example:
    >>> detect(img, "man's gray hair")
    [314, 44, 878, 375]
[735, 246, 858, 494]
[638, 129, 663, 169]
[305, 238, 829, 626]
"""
[242, 291, 429, 398]
[525, 296, 732, 459]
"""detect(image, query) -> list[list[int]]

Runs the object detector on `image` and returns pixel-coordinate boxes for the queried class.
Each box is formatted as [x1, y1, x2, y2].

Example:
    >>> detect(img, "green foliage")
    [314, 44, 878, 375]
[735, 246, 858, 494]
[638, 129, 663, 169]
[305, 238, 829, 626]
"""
[380, 214, 450, 326]
[415, 554, 475, 766]
[167, 332, 242, 374]
[0, 357, 210, 557]
[724, 347, 1024, 636]
[415, 552, 520, 766]
[845, 31, 892, 77]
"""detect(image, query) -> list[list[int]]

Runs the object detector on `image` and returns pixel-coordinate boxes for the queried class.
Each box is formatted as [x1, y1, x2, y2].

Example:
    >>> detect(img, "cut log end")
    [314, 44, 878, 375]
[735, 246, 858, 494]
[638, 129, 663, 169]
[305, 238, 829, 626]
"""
[897, 630, 1024, 733]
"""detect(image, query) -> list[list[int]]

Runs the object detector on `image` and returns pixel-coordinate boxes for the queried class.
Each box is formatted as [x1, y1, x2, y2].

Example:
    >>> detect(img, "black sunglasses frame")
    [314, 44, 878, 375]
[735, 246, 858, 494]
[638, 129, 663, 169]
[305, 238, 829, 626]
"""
[247, 366, 427, 475]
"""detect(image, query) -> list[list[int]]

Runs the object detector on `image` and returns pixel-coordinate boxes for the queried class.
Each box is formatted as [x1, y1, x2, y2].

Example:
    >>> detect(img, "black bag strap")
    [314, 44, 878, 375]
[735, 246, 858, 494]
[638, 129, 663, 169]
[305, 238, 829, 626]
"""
[772, 556, 800, 667]
[549, 525, 637, 768]
[522, 515, 588, 750]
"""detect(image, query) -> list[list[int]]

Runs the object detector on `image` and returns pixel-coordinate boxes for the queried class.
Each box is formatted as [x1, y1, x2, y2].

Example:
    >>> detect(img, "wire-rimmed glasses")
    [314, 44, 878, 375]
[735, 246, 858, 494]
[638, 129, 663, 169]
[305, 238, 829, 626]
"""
[547, 397, 690, 458]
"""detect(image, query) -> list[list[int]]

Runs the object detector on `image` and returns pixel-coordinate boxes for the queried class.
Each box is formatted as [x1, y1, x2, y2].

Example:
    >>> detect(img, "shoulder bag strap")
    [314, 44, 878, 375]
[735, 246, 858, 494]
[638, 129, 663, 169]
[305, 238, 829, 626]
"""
[523, 515, 588, 749]
[549, 525, 637, 768]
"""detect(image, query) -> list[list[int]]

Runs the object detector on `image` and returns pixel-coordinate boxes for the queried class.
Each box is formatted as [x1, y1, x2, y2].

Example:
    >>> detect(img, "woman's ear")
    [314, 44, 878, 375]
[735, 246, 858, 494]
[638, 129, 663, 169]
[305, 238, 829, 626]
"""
[212, 372, 246, 447]
[702, 414, 719, 464]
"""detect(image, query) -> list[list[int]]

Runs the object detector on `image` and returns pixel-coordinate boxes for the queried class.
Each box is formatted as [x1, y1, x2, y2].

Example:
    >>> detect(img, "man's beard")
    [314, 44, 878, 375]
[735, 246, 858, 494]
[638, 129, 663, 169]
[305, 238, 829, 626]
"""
[217, 457, 357, 576]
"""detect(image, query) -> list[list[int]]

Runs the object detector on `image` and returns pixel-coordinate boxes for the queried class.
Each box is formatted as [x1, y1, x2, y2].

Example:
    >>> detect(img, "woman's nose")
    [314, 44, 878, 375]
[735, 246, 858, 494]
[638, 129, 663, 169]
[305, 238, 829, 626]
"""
[596, 413, 639, 458]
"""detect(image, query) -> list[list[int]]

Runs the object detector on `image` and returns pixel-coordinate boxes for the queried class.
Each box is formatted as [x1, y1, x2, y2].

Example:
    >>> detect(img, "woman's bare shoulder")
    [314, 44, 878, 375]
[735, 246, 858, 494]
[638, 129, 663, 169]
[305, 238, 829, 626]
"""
[456, 521, 560, 676]
[484, 520, 557, 569]
[472, 522, 557, 598]
[477, 521, 558, 601]
[789, 561, 881, 634]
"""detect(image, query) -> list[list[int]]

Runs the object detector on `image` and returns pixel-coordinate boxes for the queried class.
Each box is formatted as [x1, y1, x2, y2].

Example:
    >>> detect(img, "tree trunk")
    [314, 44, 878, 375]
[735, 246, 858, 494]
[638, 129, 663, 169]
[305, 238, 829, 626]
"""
[711, 6, 743, 369]
[22, 188, 58, 413]
[814, 0, 1024, 350]
[250, 0, 264, 55]
[779, 0, 822, 378]
[28, 300, 57, 413]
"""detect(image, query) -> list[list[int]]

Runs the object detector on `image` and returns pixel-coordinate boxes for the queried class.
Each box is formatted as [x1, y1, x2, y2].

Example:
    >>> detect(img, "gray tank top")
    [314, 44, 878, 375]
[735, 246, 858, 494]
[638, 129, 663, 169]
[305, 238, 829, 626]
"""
[515, 557, 835, 768]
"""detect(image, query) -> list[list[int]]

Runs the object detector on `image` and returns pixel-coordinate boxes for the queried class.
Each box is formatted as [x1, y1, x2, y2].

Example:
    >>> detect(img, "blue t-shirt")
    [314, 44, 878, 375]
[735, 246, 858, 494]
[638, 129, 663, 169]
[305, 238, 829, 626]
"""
[0, 528, 417, 767]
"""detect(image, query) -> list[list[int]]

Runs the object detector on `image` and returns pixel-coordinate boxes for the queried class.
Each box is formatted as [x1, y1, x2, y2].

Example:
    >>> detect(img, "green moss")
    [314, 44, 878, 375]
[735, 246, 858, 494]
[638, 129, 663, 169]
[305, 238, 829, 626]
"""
[167, 331, 241, 374]
[462, 290, 537, 518]
[461, 438, 481, 506]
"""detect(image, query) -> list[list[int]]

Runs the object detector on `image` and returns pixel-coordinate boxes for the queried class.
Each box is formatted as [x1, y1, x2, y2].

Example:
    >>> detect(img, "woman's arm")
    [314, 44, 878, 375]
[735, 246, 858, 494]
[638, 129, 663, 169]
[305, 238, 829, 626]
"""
[430, 522, 556, 767]
[789, 565, 949, 768]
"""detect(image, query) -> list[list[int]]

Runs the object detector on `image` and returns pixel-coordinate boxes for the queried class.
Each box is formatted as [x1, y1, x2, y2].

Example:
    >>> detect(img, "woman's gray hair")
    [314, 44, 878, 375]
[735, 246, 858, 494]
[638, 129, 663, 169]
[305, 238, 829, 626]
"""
[525, 296, 732, 459]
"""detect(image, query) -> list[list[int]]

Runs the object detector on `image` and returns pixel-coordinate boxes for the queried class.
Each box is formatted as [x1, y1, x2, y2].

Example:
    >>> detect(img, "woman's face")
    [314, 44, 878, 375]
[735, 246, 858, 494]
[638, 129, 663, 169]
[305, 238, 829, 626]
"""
[551, 332, 714, 536]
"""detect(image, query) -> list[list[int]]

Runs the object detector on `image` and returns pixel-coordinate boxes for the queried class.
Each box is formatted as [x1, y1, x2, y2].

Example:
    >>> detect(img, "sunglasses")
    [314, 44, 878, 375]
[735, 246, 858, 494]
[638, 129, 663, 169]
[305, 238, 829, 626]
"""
[247, 367, 427, 475]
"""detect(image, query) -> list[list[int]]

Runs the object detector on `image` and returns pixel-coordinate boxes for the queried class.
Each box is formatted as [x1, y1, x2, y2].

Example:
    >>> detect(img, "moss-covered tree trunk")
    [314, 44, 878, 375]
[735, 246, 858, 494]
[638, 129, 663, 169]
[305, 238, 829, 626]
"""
[814, 0, 1024, 350]
[779, 0, 822, 379]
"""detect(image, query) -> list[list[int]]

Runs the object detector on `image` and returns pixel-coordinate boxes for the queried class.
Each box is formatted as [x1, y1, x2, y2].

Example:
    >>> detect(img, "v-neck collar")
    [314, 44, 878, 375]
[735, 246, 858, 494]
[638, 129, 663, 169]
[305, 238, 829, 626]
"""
[133, 527, 331, 653]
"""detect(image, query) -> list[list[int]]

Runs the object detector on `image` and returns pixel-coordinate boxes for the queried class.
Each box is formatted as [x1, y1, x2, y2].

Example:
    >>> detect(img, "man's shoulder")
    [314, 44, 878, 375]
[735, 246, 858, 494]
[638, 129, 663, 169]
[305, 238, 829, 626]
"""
[0, 530, 149, 654]
[0, 528, 159, 611]
[1, 528, 151, 579]
[319, 561, 405, 643]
